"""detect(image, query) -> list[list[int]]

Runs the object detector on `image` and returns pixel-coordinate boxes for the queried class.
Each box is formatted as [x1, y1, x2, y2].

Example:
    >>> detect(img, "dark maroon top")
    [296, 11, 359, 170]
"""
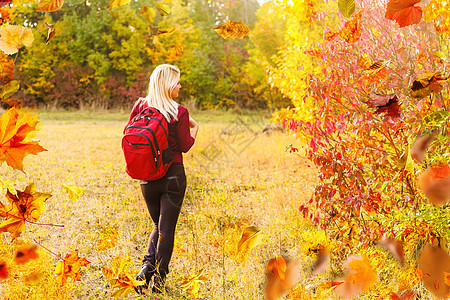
[129, 99, 195, 163]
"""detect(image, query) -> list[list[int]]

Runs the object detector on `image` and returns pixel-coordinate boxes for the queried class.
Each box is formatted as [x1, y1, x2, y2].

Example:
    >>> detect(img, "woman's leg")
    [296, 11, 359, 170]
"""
[155, 164, 187, 282]
[140, 180, 163, 271]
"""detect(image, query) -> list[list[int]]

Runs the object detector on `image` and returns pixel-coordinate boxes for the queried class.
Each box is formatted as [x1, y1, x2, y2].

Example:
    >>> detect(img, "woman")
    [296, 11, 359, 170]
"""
[129, 64, 198, 294]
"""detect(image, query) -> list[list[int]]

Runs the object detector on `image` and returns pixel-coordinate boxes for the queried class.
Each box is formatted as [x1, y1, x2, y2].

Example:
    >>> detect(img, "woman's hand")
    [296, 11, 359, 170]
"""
[189, 116, 199, 139]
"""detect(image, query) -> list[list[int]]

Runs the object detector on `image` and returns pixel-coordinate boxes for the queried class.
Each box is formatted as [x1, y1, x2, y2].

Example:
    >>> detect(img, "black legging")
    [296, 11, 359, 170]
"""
[140, 162, 186, 278]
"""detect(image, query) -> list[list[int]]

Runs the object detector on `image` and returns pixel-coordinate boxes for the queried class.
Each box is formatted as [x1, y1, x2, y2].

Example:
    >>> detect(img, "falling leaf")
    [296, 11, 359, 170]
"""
[98, 226, 120, 251]
[0, 53, 14, 84]
[339, 11, 363, 43]
[36, 0, 63, 12]
[24, 271, 45, 284]
[54, 252, 90, 286]
[108, 0, 130, 10]
[15, 243, 38, 264]
[103, 255, 145, 298]
[62, 184, 83, 202]
[418, 163, 450, 205]
[411, 72, 448, 98]
[139, 5, 156, 24]
[315, 281, 344, 298]
[0, 260, 8, 279]
[398, 145, 414, 175]
[358, 54, 389, 83]
[45, 22, 55, 44]
[312, 248, 329, 275]
[156, 28, 176, 36]
[378, 236, 404, 266]
[0, 24, 34, 55]
[0, 182, 51, 240]
[385, 0, 422, 28]
[214, 20, 250, 39]
[265, 258, 302, 300]
[180, 269, 208, 299]
[0, 107, 47, 172]
[368, 94, 401, 119]
[237, 226, 263, 255]
[155, 3, 170, 16]
[418, 245, 450, 298]
[0, 80, 19, 99]
[338, 0, 355, 18]
[347, 255, 379, 292]
[267, 255, 286, 282]
[411, 134, 436, 163]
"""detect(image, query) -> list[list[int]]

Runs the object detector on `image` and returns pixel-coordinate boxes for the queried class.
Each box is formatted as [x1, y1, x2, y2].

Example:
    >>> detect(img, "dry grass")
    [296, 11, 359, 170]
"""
[0, 109, 318, 299]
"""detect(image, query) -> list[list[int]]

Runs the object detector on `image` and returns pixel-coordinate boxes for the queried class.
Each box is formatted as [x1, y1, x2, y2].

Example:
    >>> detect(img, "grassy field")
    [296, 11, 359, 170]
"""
[0, 109, 319, 299]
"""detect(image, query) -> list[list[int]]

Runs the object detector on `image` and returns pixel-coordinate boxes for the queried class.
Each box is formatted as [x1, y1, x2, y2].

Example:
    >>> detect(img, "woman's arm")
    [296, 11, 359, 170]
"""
[189, 116, 199, 140]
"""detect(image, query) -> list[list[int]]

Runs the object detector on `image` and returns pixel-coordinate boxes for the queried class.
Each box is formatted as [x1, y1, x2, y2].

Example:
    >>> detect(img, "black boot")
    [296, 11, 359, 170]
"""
[152, 274, 165, 294]
[134, 265, 154, 295]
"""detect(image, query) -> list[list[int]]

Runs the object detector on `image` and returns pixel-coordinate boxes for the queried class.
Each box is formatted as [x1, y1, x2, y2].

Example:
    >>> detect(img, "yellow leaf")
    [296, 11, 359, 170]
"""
[0, 80, 20, 99]
[62, 184, 83, 202]
[109, 0, 130, 10]
[180, 269, 208, 298]
[214, 20, 250, 39]
[0, 24, 34, 55]
[0, 182, 51, 240]
[237, 226, 263, 255]
[155, 3, 170, 16]
[36, 0, 63, 12]
[347, 255, 379, 292]
[139, 5, 156, 24]
[105, 255, 145, 298]
[0, 107, 47, 171]
[267, 255, 286, 282]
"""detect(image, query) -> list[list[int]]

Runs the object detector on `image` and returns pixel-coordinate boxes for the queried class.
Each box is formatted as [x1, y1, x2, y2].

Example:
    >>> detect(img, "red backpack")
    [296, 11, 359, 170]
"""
[122, 107, 173, 181]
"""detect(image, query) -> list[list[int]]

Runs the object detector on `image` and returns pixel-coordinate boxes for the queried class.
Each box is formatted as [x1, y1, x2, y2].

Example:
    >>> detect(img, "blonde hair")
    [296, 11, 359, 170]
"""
[142, 64, 180, 121]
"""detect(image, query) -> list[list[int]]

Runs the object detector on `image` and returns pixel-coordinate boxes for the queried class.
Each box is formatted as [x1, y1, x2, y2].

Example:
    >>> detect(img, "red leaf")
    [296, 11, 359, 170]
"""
[385, 0, 423, 27]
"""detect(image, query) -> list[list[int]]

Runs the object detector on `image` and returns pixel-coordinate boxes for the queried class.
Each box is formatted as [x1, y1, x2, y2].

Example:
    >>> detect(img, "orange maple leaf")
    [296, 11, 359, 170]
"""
[347, 255, 379, 292]
[267, 255, 287, 282]
[418, 163, 450, 205]
[385, 0, 422, 28]
[0, 107, 46, 172]
[15, 243, 39, 264]
[0, 182, 51, 240]
[54, 252, 90, 286]
[0, 260, 8, 279]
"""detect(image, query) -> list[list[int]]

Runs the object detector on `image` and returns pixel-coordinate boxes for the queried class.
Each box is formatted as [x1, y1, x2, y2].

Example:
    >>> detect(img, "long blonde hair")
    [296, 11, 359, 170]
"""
[142, 64, 180, 121]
